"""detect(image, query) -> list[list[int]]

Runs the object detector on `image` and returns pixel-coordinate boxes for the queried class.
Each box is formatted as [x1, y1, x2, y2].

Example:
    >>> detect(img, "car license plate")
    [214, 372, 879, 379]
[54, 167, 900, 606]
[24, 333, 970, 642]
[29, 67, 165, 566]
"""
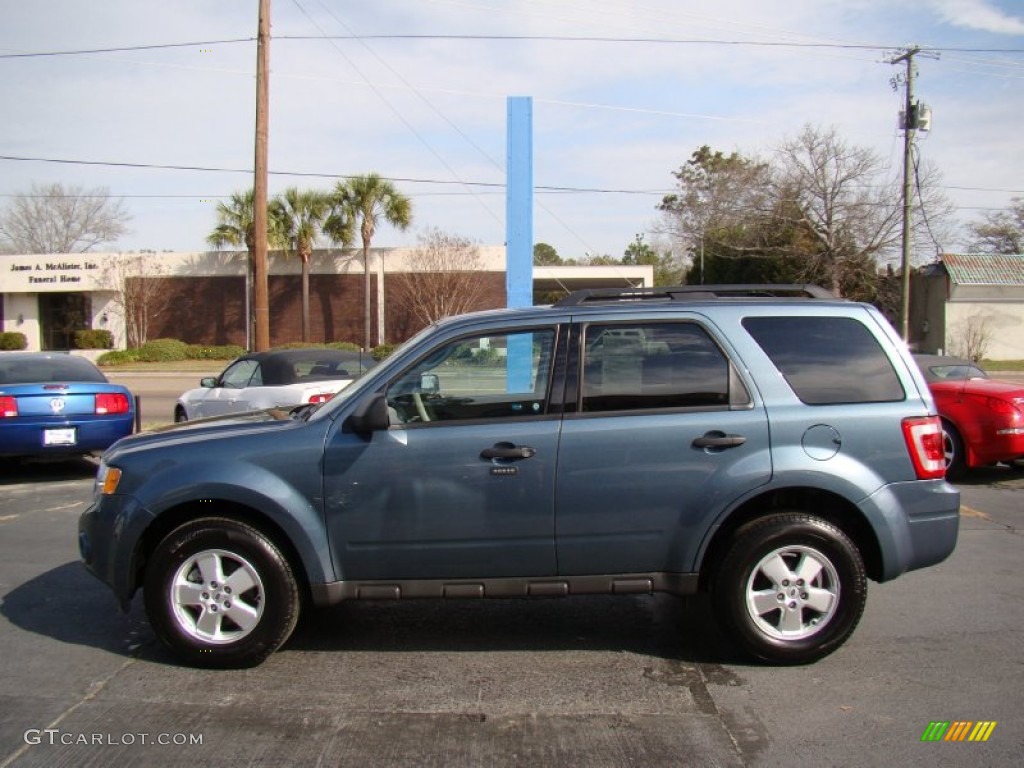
[43, 428, 77, 446]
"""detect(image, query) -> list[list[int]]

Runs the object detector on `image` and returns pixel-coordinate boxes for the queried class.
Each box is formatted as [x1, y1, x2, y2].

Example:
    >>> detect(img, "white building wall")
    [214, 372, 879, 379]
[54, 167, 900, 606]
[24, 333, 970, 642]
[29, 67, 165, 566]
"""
[945, 301, 1024, 360]
[2, 294, 41, 350]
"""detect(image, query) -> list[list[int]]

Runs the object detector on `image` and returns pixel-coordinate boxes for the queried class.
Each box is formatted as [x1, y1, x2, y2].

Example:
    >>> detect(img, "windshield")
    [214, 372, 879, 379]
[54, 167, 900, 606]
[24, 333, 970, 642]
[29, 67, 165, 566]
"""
[928, 363, 987, 381]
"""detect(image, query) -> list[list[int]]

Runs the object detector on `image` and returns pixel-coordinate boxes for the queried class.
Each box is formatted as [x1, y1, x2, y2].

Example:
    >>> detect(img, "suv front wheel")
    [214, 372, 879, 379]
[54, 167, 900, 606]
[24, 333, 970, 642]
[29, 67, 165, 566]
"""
[143, 517, 300, 668]
[712, 513, 867, 664]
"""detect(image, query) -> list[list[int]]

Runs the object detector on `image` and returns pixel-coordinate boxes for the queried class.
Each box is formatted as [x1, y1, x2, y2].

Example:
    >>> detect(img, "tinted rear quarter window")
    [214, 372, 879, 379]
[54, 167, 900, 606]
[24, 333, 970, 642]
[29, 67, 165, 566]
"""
[743, 316, 904, 404]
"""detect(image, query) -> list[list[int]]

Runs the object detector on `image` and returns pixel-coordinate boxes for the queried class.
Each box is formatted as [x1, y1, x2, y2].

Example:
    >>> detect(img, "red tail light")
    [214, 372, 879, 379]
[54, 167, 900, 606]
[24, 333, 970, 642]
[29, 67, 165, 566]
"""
[0, 396, 17, 418]
[306, 393, 334, 405]
[95, 393, 131, 415]
[967, 394, 1021, 416]
[902, 416, 946, 480]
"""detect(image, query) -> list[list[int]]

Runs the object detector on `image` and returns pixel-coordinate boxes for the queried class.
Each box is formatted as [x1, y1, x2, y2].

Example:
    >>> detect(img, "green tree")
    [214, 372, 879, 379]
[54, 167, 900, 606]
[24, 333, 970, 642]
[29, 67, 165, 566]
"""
[658, 145, 774, 285]
[533, 242, 562, 266]
[623, 234, 684, 286]
[207, 189, 259, 257]
[330, 175, 413, 349]
[207, 189, 284, 347]
[270, 187, 331, 342]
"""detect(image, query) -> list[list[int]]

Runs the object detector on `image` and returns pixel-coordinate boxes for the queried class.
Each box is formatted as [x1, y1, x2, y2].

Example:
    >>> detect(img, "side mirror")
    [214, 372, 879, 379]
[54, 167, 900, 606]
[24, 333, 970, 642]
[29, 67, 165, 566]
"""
[344, 392, 390, 434]
[200, 377, 218, 389]
[420, 373, 440, 395]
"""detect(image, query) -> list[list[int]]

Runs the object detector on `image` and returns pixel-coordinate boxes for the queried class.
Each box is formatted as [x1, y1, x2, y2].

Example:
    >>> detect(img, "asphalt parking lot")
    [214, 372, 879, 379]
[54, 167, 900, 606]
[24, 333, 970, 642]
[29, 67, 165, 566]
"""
[0, 456, 1021, 767]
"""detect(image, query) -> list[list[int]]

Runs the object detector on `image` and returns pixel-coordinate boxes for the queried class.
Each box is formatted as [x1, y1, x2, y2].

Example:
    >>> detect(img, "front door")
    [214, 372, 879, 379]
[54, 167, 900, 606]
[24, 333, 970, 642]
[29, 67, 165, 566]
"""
[322, 325, 562, 581]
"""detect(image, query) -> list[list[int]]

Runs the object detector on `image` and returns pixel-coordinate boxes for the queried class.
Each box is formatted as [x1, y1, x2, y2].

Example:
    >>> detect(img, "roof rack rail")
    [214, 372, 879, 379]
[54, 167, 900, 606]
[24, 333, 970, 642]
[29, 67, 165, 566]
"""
[553, 284, 836, 307]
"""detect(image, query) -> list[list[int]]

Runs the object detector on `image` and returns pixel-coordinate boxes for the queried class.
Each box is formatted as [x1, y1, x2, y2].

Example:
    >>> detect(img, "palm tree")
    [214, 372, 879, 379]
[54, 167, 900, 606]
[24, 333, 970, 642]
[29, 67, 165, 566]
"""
[207, 189, 282, 348]
[270, 188, 330, 342]
[330, 174, 412, 350]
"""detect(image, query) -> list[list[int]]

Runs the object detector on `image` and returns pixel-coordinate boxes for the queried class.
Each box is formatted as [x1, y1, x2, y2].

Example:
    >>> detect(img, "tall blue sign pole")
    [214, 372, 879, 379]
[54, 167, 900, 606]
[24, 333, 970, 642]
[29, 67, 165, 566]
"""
[506, 97, 533, 391]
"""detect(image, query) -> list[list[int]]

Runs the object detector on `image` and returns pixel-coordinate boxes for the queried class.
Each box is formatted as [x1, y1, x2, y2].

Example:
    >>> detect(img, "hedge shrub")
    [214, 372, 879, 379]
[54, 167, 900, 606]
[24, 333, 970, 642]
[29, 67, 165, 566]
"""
[185, 344, 245, 360]
[371, 343, 397, 361]
[73, 329, 114, 349]
[0, 332, 28, 351]
[275, 341, 362, 352]
[97, 349, 141, 366]
[136, 338, 190, 362]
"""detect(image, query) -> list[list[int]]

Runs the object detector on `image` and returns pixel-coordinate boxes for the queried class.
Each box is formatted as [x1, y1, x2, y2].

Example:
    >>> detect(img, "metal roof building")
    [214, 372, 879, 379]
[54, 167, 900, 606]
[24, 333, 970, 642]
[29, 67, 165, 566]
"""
[911, 253, 1024, 360]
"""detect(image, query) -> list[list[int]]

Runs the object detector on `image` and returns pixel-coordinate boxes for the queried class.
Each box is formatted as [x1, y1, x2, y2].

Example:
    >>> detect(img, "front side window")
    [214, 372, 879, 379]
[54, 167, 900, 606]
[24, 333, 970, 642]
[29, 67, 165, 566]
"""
[580, 322, 734, 413]
[743, 316, 905, 404]
[386, 329, 556, 424]
[220, 359, 259, 389]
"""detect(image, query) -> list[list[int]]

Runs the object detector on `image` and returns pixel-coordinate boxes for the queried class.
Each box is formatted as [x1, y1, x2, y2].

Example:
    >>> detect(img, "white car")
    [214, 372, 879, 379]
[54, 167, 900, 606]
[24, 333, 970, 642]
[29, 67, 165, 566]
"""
[174, 348, 373, 422]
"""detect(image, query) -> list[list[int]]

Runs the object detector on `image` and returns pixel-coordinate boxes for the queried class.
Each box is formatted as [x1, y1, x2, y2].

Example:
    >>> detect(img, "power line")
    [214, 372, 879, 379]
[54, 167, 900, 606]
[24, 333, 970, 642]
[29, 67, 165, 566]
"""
[0, 153, 653, 194]
[0, 39, 253, 59]
[276, 34, 1024, 54]
[2, 153, 1022, 200]
[3, 35, 1021, 61]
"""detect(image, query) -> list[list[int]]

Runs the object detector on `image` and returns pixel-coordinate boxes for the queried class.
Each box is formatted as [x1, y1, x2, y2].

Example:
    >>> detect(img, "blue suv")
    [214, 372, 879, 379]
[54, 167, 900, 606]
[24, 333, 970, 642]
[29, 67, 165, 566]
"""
[79, 285, 959, 667]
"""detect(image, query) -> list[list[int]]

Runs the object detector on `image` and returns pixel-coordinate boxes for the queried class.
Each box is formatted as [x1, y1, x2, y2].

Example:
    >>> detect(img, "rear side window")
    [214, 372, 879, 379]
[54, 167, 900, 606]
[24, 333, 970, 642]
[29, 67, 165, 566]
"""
[743, 316, 905, 405]
[580, 322, 740, 412]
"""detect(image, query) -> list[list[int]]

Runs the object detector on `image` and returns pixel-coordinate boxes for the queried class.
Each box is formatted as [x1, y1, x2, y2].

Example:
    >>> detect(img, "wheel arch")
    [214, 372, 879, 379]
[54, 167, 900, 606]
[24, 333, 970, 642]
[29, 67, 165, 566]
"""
[696, 486, 884, 589]
[132, 500, 319, 609]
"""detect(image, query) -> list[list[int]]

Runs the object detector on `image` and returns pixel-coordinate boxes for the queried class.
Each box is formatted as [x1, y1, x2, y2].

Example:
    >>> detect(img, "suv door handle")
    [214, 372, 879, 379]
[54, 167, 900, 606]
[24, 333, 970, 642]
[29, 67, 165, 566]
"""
[692, 431, 747, 448]
[481, 442, 537, 460]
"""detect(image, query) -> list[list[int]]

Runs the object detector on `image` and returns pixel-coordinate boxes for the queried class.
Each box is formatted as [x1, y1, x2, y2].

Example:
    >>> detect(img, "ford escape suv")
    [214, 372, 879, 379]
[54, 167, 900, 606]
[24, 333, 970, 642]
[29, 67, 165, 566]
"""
[79, 285, 959, 668]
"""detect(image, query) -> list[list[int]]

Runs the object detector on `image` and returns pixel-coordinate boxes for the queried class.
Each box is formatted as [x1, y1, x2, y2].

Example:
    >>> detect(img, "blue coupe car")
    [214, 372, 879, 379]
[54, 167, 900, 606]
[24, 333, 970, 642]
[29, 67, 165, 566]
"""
[0, 352, 135, 458]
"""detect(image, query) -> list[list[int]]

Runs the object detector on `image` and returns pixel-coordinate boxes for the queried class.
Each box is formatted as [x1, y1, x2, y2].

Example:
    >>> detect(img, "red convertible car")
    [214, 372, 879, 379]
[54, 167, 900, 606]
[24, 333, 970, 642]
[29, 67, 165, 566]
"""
[915, 355, 1024, 477]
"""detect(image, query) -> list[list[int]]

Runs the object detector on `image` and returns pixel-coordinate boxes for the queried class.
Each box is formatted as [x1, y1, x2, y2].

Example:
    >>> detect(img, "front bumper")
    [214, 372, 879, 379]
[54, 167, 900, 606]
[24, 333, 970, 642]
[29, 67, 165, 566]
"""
[78, 493, 155, 608]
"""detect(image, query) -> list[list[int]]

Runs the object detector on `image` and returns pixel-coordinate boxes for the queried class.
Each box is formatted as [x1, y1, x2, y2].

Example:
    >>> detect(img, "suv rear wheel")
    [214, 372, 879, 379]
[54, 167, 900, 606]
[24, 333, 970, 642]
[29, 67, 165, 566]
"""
[713, 513, 867, 664]
[941, 420, 965, 479]
[143, 517, 299, 668]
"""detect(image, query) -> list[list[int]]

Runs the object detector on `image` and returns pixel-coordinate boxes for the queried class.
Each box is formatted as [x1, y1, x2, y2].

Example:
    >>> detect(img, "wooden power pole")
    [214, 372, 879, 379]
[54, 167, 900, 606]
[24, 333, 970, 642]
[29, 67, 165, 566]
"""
[252, 0, 271, 351]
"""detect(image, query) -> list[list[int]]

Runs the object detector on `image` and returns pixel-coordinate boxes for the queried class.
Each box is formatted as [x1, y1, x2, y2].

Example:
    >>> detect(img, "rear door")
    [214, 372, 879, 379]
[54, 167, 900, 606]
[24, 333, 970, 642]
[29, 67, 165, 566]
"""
[555, 316, 772, 576]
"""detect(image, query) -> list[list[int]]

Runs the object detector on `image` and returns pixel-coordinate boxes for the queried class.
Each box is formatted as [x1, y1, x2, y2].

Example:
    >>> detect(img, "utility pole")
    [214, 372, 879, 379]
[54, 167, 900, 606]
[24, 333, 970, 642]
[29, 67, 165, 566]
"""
[888, 45, 937, 342]
[252, 0, 271, 351]
[889, 45, 920, 342]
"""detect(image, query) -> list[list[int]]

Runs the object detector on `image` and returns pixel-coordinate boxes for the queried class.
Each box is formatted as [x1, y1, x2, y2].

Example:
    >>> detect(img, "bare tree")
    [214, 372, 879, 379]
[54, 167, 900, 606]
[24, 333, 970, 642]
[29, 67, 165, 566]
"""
[968, 197, 1024, 254]
[0, 182, 131, 253]
[103, 255, 172, 348]
[770, 125, 904, 293]
[947, 315, 993, 361]
[392, 228, 487, 327]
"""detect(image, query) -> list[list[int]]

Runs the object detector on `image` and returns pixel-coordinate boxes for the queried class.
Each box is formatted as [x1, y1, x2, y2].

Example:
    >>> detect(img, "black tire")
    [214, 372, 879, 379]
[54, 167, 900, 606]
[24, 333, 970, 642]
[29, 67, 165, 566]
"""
[143, 517, 299, 668]
[941, 420, 965, 480]
[174, 406, 188, 423]
[712, 513, 867, 664]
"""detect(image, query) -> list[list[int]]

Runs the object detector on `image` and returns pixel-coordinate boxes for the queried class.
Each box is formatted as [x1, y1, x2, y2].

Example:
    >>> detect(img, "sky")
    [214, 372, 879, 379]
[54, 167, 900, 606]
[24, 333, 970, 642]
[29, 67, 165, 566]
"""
[1, 0, 1022, 265]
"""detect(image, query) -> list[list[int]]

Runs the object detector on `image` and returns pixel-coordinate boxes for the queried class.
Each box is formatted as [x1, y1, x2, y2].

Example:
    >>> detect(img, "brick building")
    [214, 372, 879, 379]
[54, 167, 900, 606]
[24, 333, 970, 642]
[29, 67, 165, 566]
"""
[1, 248, 651, 352]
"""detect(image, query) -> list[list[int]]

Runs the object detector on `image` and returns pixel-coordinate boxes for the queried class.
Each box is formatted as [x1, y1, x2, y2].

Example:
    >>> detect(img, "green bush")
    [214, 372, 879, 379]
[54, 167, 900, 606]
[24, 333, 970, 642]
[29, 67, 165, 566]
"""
[185, 344, 245, 360]
[136, 338, 189, 362]
[371, 343, 397, 361]
[97, 349, 141, 366]
[327, 341, 361, 352]
[0, 332, 28, 351]
[73, 329, 114, 349]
